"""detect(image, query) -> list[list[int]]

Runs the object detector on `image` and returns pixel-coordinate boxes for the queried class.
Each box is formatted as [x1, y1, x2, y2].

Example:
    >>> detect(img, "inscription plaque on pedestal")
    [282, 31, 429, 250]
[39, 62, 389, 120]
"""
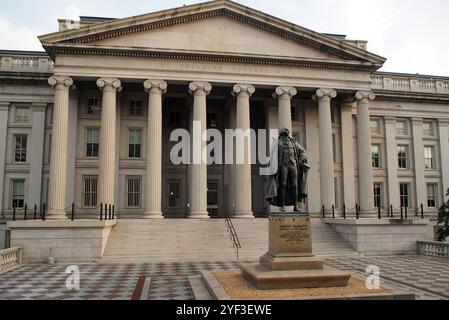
[268, 214, 312, 257]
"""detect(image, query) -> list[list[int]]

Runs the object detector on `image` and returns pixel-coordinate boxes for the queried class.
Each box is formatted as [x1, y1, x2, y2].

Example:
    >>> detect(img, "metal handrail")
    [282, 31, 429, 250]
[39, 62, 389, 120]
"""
[223, 211, 241, 260]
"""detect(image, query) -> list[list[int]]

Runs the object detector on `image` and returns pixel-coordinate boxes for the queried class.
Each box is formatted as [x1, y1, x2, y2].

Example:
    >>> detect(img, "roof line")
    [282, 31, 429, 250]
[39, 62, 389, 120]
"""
[0, 49, 47, 56]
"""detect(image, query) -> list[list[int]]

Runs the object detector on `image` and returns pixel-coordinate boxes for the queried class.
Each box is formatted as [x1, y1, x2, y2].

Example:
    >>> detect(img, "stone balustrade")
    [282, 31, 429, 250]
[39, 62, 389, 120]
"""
[418, 241, 449, 259]
[0, 247, 23, 274]
[372, 73, 449, 94]
[0, 51, 54, 73]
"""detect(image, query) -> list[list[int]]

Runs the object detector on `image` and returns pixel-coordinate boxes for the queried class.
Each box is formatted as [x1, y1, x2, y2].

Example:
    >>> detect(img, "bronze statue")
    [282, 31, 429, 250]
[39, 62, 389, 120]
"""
[265, 127, 310, 212]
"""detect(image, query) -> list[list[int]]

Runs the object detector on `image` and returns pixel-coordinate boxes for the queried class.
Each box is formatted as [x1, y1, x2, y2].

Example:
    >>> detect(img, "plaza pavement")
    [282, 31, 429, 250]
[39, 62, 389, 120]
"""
[0, 256, 448, 300]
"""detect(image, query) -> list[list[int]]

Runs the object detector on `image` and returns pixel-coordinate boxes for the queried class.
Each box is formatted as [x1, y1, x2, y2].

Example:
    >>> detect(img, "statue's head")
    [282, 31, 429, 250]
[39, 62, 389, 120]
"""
[279, 127, 289, 138]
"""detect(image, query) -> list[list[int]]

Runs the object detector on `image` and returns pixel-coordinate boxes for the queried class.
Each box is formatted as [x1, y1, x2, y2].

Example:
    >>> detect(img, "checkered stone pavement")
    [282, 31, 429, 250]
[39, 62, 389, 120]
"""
[1, 257, 448, 300]
[325, 255, 449, 300]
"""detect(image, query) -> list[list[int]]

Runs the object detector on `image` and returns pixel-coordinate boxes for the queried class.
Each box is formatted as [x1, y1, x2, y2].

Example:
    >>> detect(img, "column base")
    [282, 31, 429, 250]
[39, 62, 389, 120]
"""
[143, 211, 165, 219]
[46, 212, 69, 221]
[189, 211, 210, 219]
[234, 211, 255, 219]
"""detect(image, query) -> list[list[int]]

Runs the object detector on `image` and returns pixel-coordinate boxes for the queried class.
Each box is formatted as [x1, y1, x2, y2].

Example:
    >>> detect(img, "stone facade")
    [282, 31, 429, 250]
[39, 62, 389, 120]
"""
[0, 0, 448, 220]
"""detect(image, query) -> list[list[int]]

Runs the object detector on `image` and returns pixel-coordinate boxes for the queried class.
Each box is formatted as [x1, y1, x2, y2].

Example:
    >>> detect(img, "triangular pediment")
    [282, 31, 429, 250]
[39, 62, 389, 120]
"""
[39, 0, 386, 69]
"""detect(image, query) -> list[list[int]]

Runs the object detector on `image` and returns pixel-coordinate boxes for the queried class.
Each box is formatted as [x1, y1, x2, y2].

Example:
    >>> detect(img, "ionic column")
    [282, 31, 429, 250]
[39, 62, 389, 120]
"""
[274, 86, 297, 134]
[340, 103, 356, 210]
[316, 89, 337, 211]
[233, 84, 255, 218]
[189, 82, 212, 218]
[47, 76, 73, 219]
[143, 80, 167, 218]
[97, 78, 121, 207]
[385, 116, 400, 209]
[356, 91, 375, 212]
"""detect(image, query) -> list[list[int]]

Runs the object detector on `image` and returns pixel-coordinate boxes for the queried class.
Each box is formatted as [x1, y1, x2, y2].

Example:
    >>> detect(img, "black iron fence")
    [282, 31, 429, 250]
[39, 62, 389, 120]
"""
[7, 203, 116, 221]
[320, 203, 427, 220]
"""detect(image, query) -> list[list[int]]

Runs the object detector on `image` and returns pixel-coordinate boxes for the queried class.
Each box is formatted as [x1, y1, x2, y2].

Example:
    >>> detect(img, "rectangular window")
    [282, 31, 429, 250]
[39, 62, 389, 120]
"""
[11, 180, 25, 209]
[423, 121, 434, 137]
[207, 113, 217, 128]
[126, 177, 141, 208]
[370, 119, 380, 135]
[371, 145, 381, 168]
[396, 120, 408, 136]
[427, 184, 437, 208]
[398, 146, 408, 169]
[129, 100, 143, 116]
[168, 181, 181, 209]
[169, 111, 182, 127]
[128, 129, 142, 158]
[400, 183, 410, 208]
[86, 128, 100, 158]
[15, 107, 29, 123]
[14, 135, 27, 163]
[83, 176, 98, 208]
[373, 183, 382, 208]
[424, 146, 435, 169]
[87, 98, 101, 115]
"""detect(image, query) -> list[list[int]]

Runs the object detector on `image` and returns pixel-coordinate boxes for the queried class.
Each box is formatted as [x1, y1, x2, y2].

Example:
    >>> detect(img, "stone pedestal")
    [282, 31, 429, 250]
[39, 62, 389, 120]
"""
[239, 213, 351, 290]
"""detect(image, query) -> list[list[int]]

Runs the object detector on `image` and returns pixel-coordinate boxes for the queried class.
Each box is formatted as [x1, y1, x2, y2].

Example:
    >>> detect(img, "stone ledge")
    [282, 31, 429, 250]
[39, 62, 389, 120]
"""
[7, 220, 117, 229]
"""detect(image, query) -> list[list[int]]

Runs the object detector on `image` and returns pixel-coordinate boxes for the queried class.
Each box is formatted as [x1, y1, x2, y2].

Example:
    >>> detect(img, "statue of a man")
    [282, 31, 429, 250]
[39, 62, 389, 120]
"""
[265, 127, 310, 212]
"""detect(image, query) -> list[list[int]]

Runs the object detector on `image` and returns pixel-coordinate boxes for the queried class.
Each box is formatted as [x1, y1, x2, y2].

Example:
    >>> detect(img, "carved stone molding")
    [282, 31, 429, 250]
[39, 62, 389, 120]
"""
[189, 81, 212, 96]
[144, 79, 168, 94]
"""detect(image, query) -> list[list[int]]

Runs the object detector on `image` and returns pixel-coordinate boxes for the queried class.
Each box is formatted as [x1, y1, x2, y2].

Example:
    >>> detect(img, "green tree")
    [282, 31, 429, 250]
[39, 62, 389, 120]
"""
[437, 189, 449, 242]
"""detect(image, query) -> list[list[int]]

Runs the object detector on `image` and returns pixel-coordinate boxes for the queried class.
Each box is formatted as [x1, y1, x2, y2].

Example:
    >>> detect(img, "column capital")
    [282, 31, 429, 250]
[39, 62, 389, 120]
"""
[316, 88, 337, 100]
[189, 81, 212, 96]
[48, 75, 73, 88]
[274, 86, 297, 99]
[232, 83, 255, 97]
[355, 91, 375, 101]
[96, 78, 122, 92]
[144, 79, 167, 94]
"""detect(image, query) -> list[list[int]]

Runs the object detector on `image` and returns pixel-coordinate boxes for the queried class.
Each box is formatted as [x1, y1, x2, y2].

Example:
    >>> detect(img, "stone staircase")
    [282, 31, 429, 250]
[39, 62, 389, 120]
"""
[101, 218, 357, 264]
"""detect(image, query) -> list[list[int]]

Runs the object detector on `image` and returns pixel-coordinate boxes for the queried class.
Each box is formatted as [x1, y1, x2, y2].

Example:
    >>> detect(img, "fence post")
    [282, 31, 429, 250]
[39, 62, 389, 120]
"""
[343, 204, 346, 220]
[34, 205, 37, 220]
[378, 206, 381, 220]
[322, 206, 325, 218]
[421, 204, 424, 219]
[401, 206, 404, 220]
[24, 204, 28, 221]
[356, 204, 359, 220]
[42, 204, 46, 221]
[390, 205, 394, 218]
[109, 205, 112, 220]
[13, 206, 16, 221]
[332, 205, 335, 219]
[100, 203, 103, 221]
[405, 206, 408, 219]
[113, 206, 115, 219]
[71, 203, 75, 221]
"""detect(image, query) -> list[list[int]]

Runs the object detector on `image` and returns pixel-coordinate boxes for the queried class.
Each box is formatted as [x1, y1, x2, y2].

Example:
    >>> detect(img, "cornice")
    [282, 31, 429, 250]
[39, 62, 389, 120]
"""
[48, 46, 378, 72]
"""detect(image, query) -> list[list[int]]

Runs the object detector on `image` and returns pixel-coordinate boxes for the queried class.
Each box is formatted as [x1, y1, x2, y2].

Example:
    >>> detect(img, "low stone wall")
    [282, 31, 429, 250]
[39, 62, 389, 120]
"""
[0, 222, 8, 250]
[324, 218, 431, 256]
[6, 220, 116, 263]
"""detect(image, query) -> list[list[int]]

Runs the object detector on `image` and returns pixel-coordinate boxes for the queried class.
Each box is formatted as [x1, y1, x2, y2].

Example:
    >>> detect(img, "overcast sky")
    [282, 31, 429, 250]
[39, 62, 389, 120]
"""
[0, 0, 448, 76]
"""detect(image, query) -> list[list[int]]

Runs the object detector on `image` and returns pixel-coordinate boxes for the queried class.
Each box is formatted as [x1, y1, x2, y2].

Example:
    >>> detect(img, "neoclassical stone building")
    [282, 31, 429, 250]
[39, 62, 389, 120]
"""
[1, 0, 449, 220]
